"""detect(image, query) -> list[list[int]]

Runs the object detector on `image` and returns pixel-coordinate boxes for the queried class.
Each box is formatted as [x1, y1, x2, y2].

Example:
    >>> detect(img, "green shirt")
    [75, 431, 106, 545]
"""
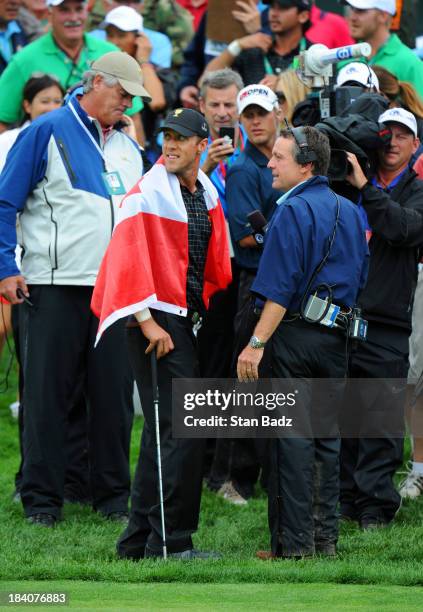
[338, 34, 423, 99]
[0, 31, 142, 124]
[369, 34, 423, 99]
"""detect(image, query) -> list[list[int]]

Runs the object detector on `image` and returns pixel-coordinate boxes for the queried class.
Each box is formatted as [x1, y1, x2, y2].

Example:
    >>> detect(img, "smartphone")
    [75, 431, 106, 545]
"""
[219, 127, 235, 143]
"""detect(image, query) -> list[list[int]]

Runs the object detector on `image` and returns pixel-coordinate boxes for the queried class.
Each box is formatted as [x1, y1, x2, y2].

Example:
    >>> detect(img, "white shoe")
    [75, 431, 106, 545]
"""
[217, 481, 248, 506]
[399, 468, 423, 499]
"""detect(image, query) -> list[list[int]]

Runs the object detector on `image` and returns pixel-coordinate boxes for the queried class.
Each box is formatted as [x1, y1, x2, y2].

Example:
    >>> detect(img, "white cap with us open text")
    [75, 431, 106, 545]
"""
[237, 84, 279, 115]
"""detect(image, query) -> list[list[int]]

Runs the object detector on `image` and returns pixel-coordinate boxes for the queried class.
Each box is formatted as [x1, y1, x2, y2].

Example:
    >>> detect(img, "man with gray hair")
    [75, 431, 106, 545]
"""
[0, 51, 150, 527]
[199, 67, 245, 209]
[195, 68, 246, 502]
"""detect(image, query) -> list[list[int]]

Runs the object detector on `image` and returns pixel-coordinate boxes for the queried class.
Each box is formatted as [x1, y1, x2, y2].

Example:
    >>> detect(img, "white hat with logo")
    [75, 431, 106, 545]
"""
[336, 62, 379, 90]
[237, 84, 278, 114]
[344, 0, 396, 15]
[379, 107, 418, 137]
[103, 6, 143, 33]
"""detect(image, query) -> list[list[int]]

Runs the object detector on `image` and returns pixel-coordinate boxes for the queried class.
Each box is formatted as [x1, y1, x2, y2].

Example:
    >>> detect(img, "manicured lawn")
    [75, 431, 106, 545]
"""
[0, 347, 422, 609]
[1, 581, 423, 611]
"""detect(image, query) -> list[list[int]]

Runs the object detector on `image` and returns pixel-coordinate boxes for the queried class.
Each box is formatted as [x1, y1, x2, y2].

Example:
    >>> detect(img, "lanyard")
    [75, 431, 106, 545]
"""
[264, 37, 306, 74]
[69, 101, 105, 160]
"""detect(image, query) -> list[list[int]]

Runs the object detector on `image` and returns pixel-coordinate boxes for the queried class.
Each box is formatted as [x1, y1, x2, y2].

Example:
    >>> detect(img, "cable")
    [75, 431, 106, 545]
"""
[299, 191, 341, 322]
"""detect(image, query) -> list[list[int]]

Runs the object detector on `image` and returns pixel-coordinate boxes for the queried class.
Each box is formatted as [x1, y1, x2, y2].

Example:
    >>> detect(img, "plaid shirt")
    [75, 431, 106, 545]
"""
[180, 181, 211, 314]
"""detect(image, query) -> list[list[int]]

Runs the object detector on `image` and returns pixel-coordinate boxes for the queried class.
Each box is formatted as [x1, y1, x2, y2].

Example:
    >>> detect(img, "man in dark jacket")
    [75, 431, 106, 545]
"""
[341, 107, 423, 529]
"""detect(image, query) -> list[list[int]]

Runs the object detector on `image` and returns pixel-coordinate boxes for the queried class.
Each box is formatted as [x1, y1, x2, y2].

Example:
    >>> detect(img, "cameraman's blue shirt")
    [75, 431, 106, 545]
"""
[252, 176, 369, 312]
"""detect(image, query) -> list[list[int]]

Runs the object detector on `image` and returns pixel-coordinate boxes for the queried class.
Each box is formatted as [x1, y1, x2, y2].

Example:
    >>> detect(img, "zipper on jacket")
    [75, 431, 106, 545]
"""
[57, 138, 76, 183]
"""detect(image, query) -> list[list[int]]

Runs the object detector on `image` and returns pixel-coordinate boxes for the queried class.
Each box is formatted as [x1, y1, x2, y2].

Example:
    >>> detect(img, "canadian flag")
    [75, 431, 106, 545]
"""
[91, 159, 232, 345]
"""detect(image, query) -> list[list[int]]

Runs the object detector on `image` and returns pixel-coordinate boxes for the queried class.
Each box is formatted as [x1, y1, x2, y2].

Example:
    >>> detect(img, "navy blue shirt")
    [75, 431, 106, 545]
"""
[252, 176, 369, 311]
[226, 141, 282, 270]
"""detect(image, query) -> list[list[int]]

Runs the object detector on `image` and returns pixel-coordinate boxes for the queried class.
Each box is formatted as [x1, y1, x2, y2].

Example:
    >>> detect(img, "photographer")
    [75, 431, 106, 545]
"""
[237, 126, 368, 558]
[340, 107, 423, 529]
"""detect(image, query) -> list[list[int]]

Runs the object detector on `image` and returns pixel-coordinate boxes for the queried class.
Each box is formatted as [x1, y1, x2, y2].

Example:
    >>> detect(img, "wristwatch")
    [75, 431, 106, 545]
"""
[249, 335, 266, 349]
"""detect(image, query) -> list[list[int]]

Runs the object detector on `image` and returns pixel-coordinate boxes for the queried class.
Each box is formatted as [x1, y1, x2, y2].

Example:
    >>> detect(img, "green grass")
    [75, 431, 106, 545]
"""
[1, 581, 423, 611]
[1, 347, 423, 608]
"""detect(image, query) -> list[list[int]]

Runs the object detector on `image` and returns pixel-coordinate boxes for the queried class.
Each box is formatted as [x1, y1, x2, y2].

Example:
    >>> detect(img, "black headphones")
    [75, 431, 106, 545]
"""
[284, 119, 317, 165]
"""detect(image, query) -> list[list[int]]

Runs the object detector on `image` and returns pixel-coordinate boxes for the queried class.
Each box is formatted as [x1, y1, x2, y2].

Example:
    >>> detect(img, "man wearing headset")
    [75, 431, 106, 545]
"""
[237, 125, 369, 558]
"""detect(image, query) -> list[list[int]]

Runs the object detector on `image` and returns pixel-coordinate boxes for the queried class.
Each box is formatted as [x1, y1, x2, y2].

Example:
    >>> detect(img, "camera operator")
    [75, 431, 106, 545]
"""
[336, 62, 379, 93]
[340, 107, 423, 529]
[237, 126, 369, 558]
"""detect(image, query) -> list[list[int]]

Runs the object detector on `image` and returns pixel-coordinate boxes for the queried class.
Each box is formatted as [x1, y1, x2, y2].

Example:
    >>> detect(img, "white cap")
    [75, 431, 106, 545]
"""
[237, 84, 278, 114]
[344, 0, 396, 15]
[336, 62, 379, 90]
[379, 107, 418, 137]
[103, 6, 143, 33]
[47, 0, 86, 6]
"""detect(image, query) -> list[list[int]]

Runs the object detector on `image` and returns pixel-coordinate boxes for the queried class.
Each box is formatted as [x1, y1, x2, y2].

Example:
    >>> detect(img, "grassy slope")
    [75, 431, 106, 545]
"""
[0, 349, 423, 591]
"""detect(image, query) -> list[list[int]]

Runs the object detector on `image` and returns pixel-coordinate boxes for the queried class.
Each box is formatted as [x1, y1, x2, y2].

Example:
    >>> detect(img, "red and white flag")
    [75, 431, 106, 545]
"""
[91, 158, 232, 345]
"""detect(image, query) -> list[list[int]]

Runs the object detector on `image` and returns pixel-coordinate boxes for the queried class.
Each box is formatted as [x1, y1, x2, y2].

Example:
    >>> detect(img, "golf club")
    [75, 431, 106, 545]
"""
[151, 349, 168, 559]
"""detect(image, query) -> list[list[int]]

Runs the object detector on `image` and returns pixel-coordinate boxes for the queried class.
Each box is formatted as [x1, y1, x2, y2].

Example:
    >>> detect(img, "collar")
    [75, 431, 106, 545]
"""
[276, 175, 327, 205]
[371, 34, 399, 60]
[372, 165, 408, 190]
[245, 140, 270, 167]
[43, 30, 92, 55]
[69, 96, 108, 144]
[0, 20, 21, 38]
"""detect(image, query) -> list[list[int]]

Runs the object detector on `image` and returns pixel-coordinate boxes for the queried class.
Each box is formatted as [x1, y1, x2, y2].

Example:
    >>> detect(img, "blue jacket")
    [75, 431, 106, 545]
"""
[0, 98, 143, 284]
[252, 176, 369, 312]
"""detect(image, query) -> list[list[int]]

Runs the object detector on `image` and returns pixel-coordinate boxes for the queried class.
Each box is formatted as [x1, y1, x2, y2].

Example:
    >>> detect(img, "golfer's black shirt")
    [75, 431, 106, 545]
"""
[180, 181, 211, 314]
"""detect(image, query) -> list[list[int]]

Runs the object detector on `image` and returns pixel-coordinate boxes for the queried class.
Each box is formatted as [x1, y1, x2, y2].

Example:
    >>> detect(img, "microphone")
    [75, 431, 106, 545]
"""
[303, 43, 371, 75]
[247, 210, 268, 245]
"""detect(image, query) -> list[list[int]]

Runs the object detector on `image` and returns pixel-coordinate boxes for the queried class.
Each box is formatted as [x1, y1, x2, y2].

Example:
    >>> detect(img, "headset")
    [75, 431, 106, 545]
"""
[284, 119, 317, 164]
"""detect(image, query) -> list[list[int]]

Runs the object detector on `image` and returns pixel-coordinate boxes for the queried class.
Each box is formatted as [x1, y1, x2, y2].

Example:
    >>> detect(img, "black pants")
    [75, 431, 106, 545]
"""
[19, 285, 133, 519]
[13, 305, 91, 502]
[207, 269, 270, 498]
[117, 311, 206, 558]
[270, 319, 347, 557]
[340, 323, 408, 523]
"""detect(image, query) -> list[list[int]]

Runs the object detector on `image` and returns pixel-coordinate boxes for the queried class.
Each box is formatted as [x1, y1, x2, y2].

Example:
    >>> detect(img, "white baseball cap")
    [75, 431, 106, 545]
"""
[46, 0, 86, 6]
[103, 6, 143, 33]
[336, 62, 379, 90]
[237, 84, 278, 114]
[379, 107, 418, 137]
[344, 0, 396, 15]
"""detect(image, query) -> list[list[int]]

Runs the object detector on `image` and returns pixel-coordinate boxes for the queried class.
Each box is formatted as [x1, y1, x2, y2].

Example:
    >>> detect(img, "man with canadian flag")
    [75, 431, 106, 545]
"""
[92, 108, 232, 560]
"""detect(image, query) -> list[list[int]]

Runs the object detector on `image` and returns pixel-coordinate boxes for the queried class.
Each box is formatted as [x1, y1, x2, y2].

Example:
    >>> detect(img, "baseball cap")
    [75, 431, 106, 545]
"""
[344, 0, 396, 15]
[90, 52, 151, 100]
[103, 7, 143, 33]
[336, 62, 379, 90]
[158, 108, 209, 139]
[379, 107, 418, 137]
[237, 84, 278, 115]
[262, 0, 311, 9]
